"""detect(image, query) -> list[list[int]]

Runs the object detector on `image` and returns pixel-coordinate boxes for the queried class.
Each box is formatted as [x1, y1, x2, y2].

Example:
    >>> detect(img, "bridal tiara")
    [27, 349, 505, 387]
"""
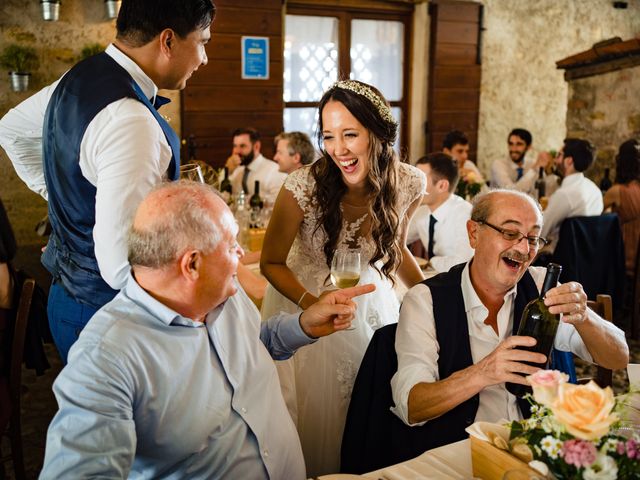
[332, 80, 397, 125]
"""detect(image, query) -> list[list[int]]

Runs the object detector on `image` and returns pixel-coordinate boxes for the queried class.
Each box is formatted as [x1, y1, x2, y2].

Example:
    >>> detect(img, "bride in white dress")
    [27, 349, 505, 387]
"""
[260, 80, 426, 477]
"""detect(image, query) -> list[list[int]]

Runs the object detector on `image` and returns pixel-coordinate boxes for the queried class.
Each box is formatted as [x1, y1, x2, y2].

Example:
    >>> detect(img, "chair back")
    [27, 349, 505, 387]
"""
[1, 277, 35, 480]
[553, 214, 625, 311]
[581, 294, 614, 388]
[631, 240, 640, 339]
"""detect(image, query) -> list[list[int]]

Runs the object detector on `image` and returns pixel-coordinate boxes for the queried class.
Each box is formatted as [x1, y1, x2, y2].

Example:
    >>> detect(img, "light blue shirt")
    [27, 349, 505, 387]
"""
[40, 274, 314, 479]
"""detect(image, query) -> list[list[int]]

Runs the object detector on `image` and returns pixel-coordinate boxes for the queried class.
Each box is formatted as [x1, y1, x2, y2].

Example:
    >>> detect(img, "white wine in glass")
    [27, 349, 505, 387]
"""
[331, 250, 361, 288]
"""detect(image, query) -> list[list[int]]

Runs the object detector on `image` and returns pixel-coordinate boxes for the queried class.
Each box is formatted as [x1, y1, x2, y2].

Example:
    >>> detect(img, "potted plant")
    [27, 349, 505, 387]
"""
[0, 44, 39, 92]
[79, 43, 105, 62]
[105, 0, 121, 20]
[41, 0, 61, 21]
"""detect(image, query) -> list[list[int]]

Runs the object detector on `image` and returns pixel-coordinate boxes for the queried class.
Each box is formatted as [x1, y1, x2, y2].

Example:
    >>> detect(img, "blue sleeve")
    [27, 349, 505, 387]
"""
[260, 311, 316, 360]
[40, 346, 137, 479]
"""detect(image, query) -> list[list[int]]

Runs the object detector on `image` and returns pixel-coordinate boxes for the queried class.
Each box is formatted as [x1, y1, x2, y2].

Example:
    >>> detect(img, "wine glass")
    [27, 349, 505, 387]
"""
[179, 164, 205, 183]
[330, 250, 361, 330]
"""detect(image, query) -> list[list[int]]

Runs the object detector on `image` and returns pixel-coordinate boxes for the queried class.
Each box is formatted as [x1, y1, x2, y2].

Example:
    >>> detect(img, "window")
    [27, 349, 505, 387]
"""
[283, 4, 411, 153]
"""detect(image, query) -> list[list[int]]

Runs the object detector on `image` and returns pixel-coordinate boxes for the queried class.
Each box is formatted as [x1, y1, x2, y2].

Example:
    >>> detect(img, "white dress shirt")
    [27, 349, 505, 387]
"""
[541, 173, 604, 251]
[391, 263, 625, 427]
[406, 204, 429, 245]
[0, 44, 172, 290]
[229, 154, 287, 206]
[490, 152, 538, 194]
[407, 194, 474, 273]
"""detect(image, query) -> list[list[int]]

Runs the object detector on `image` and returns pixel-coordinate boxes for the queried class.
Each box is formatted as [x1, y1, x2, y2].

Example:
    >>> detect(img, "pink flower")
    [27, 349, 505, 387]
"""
[561, 439, 597, 468]
[617, 441, 626, 455]
[626, 439, 639, 459]
[527, 369, 568, 406]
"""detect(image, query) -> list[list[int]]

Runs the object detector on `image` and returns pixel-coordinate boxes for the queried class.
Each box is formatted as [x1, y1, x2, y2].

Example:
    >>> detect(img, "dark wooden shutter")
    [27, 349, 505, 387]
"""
[181, 0, 283, 166]
[426, 0, 482, 162]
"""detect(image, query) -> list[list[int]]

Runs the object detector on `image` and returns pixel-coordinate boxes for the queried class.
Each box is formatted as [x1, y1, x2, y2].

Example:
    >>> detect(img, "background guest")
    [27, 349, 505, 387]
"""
[603, 138, 640, 277]
[407, 153, 474, 273]
[442, 129, 485, 183]
[274, 131, 316, 174]
[490, 128, 551, 194]
[541, 138, 603, 251]
[225, 127, 286, 205]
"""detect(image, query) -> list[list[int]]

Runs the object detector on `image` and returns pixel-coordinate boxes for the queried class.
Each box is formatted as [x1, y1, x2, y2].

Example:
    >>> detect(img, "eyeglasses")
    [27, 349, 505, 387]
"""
[477, 221, 549, 249]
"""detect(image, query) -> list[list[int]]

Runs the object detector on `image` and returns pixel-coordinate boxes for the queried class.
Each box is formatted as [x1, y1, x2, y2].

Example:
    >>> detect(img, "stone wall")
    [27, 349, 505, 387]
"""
[476, 0, 640, 176]
[0, 0, 179, 247]
[566, 64, 640, 182]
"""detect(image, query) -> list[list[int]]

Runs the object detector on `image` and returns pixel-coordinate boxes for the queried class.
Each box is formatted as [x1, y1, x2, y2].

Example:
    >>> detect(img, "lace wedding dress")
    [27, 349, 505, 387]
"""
[260, 163, 425, 477]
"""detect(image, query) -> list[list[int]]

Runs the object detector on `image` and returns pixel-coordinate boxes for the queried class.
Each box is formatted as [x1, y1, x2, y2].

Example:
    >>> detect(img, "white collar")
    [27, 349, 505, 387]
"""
[106, 43, 159, 102]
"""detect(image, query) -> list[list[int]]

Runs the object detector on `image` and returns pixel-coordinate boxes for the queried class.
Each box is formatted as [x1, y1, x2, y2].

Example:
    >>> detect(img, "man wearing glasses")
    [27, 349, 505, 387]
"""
[390, 189, 628, 451]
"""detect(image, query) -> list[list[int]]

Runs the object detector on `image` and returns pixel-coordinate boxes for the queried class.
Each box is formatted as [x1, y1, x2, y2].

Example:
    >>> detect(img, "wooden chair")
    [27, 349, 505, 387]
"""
[578, 294, 614, 388]
[0, 277, 35, 480]
[631, 240, 640, 340]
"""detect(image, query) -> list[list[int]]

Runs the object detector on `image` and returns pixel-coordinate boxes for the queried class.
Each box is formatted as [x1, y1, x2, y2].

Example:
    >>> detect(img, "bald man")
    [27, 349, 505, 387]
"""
[41, 181, 375, 479]
[392, 189, 628, 453]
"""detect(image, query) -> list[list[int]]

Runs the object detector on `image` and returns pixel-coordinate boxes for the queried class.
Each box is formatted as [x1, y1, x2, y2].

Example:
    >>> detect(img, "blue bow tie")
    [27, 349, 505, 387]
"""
[152, 95, 171, 110]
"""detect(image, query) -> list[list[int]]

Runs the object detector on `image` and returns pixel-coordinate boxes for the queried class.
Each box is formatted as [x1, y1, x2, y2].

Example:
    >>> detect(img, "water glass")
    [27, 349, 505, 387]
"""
[179, 164, 205, 183]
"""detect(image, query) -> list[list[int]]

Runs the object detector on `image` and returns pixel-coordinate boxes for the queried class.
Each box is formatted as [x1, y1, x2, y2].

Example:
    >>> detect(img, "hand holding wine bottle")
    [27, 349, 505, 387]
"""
[506, 263, 563, 396]
[541, 280, 588, 325]
[475, 335, 547, 390]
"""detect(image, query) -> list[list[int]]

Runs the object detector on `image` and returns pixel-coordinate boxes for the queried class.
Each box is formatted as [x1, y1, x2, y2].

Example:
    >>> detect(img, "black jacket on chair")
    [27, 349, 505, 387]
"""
[553, 214, 625, 311]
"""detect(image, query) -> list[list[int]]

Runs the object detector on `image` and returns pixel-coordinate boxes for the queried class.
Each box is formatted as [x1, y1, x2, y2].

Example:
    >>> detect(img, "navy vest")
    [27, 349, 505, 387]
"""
[42, 52, 180, 309]
[423, 262, 537, 446]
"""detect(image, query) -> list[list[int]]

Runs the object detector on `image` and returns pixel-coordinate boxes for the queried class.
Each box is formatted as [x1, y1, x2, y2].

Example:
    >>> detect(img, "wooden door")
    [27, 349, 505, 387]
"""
[181, 0, 283, 167]
[427, 0, 482, 162]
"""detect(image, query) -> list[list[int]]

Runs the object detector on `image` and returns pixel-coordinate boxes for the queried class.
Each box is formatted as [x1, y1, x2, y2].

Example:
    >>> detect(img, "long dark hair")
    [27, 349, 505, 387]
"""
[311, 80, 401, 282]
[615, 139, 640, 184]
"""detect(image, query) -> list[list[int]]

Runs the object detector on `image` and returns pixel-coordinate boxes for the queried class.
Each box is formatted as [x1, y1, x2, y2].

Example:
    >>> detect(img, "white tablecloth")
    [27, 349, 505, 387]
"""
[364, 439, 472, 479]
[314, 439, 473, 480]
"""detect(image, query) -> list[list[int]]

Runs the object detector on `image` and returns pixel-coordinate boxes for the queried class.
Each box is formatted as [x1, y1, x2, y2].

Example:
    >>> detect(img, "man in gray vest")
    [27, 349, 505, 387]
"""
[391, 189, 628, 447]
[0, 0, 214, 362]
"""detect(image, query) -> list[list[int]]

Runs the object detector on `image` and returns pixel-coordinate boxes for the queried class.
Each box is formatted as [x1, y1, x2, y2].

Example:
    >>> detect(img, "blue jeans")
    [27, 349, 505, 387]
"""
[48, 281, 99, 364]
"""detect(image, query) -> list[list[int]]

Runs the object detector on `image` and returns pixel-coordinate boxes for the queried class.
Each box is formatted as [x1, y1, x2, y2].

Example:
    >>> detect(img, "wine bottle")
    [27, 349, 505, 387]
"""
[506, 263, 562, 397]
[599, 168, 612, 193]
[535, 167, 546, 200]
[249, 180, 263, 210]
[219, 167, 233, 205]
[249, 180, 263, 228]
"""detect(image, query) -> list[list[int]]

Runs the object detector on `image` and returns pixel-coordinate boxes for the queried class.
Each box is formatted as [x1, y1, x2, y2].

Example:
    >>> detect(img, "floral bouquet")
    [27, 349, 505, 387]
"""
[506, 370, 640, 479]
[455, 169, 484, 200]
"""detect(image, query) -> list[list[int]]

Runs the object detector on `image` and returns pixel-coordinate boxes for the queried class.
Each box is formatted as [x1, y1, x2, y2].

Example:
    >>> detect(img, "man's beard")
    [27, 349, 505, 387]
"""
[509, 150, 526, 164]
[240, 150, 255, 166]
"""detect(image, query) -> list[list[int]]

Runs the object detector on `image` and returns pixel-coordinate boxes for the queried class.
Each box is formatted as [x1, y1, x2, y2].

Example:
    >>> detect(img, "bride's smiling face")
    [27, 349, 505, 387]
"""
[321, 100, 371, 189]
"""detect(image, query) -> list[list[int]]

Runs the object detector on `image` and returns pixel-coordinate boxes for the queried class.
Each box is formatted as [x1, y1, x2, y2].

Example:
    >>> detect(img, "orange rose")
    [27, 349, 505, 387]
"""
[551, 381, 617, 441]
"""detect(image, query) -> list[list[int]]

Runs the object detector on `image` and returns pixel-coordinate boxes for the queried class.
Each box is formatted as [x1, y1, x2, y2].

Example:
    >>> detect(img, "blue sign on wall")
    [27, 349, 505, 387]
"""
[241, 36, 269, 80]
